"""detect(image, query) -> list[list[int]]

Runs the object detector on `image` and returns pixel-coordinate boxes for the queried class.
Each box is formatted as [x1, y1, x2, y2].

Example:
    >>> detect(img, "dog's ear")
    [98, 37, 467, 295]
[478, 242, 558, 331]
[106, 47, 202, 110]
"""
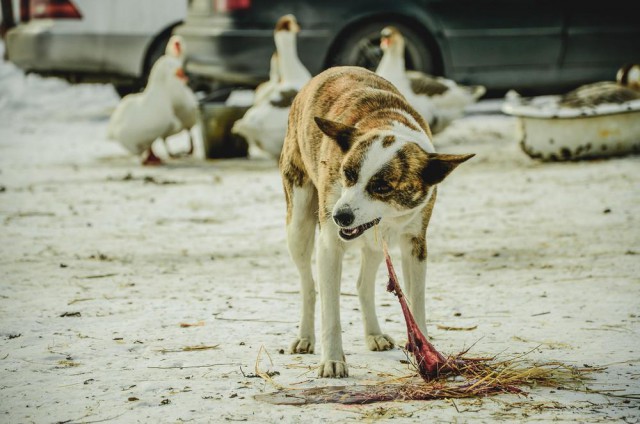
[422, 153, 475, 185]
[314, 117, 358, 152]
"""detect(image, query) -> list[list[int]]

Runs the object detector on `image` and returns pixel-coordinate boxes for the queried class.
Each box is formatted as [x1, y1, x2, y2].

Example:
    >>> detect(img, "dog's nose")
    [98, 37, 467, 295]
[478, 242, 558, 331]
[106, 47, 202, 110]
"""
[333, 207, 355, 227]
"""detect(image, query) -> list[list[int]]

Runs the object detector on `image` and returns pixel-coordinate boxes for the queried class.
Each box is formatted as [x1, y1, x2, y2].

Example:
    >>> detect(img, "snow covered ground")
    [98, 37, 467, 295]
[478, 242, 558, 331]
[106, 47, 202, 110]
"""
[1, 41, 639, 423]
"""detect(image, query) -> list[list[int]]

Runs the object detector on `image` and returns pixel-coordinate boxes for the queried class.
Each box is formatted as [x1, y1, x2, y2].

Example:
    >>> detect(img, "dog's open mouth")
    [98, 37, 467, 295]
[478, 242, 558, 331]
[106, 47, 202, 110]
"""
[338, 218, 381, 241]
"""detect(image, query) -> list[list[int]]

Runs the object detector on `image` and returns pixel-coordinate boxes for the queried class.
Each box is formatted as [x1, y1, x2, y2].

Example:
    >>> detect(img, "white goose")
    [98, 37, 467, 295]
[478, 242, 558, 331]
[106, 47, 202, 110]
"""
[558, 63, 640, 108]
[232, 14, 311, 158]
[376, 26, 485, 133]
[504, 63, 640, 115]
[164, 35, 199, 156]
[107, 56, 186, 165]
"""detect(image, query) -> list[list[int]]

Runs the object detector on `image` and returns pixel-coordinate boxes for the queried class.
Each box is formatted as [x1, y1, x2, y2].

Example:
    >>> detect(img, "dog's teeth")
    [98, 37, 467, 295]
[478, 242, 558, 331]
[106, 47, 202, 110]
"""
[340, 220, 381, 239]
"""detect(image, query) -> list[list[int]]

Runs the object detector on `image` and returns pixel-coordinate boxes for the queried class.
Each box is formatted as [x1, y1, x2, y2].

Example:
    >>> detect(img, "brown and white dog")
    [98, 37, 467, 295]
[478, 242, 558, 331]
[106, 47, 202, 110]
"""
[280, 66, 473, 378]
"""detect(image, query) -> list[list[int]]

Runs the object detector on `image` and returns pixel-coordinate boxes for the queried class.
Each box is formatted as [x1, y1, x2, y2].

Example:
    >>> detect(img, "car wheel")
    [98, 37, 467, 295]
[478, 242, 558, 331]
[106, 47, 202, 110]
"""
[330, 21, 436, 74]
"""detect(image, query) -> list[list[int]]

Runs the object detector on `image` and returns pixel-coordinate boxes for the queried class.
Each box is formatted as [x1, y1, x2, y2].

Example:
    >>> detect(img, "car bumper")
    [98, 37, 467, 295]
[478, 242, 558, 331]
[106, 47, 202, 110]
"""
[174, 23, 332, 86]
[6, 21, 147, 80]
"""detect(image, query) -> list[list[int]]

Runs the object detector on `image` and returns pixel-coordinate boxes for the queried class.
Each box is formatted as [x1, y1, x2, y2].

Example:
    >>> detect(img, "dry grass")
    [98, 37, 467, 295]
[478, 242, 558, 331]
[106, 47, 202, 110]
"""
[254, 347, 599, 405]
[156, 344, 220, 354]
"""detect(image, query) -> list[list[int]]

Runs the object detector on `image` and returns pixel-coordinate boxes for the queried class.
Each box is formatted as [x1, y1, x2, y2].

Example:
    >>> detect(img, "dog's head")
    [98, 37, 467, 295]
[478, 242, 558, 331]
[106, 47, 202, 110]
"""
[315, 117, 474, 241]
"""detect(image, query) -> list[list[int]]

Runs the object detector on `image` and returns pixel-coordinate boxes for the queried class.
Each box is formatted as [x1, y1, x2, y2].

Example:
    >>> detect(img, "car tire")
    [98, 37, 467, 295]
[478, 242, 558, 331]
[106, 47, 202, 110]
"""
[329, 21, 436, 74]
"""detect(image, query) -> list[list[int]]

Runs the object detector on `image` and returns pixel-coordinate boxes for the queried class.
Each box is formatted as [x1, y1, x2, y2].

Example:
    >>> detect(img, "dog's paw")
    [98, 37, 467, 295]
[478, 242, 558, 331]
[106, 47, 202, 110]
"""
[366, 334, 395, 351]
[318, 360, 349, 378]
[289, 337, 314, 354]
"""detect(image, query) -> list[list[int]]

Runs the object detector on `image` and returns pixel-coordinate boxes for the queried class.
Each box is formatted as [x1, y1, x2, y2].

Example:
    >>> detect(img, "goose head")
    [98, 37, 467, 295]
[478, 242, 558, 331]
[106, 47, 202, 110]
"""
[273, 14, 301, 53]
[275, 14, 301, 34]
[617, 64, 640, 91]
[380, 26, 405, 57]
[147, 56, 188, 89]
[165, 35, 187, 61]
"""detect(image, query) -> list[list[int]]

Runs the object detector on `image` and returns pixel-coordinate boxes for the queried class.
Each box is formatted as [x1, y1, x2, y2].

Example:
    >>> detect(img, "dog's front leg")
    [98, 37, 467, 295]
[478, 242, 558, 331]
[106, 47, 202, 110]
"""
[316, 228, 348, 378]
[286, 185, 318, 355]
[400, 236, 428, 335]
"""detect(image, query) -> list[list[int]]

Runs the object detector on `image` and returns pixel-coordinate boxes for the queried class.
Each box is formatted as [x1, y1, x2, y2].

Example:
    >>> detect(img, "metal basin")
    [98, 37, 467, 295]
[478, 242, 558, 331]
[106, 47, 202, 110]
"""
[503, 95, 640, 161]
[199, 102, 249, 159]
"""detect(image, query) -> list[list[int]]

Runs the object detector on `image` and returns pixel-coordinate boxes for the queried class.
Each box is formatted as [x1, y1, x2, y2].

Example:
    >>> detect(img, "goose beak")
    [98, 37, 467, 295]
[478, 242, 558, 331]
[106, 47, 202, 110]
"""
[175, 67, 189, 83]
[173, 40, 182, 57]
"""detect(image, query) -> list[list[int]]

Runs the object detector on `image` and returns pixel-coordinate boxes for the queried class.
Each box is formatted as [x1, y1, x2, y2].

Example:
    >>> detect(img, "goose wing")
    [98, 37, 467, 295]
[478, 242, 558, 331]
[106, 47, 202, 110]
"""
[559, 82, 640, 108]
[407, 71, 449, 96]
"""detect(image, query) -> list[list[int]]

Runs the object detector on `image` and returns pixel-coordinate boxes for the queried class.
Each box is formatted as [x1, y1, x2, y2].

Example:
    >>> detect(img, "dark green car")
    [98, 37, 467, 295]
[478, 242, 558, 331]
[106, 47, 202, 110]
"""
[175, 0, 640, 93]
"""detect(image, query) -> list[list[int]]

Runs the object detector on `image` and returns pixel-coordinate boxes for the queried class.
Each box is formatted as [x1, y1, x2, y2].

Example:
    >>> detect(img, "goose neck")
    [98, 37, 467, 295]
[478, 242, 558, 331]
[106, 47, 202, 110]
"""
[274, 31, 309, 84]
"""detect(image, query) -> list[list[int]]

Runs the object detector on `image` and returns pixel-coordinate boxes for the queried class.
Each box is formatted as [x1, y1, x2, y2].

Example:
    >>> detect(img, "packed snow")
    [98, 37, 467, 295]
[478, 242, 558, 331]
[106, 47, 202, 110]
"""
[1, 41, 639, 423]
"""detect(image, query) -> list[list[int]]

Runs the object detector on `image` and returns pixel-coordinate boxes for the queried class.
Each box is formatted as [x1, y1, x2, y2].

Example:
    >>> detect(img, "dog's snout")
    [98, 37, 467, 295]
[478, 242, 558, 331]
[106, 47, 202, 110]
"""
[333, 207, 355, 227]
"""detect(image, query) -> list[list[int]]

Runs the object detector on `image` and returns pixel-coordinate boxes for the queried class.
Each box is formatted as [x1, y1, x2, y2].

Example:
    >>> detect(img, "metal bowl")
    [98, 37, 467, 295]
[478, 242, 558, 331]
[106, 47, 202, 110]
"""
[503, 94, 640, 161]
[199, 102, 249, 159]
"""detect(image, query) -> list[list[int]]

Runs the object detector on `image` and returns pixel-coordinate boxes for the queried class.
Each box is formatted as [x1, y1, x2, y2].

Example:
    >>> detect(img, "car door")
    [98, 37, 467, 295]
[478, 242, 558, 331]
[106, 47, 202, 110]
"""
[561, 1, 640, 83]
[429, 0, 564, 89]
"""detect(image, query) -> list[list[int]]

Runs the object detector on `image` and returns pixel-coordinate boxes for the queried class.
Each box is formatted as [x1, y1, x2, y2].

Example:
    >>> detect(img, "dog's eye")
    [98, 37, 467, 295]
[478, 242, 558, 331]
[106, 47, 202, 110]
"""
[372, 182, 393, 195]
[343, 168, 358, 184]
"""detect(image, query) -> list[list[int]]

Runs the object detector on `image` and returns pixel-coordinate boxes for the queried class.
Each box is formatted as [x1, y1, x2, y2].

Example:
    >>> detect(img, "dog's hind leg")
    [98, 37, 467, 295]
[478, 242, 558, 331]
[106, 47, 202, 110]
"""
[286, 183, 318, 355]
[358, 248, 395, 351]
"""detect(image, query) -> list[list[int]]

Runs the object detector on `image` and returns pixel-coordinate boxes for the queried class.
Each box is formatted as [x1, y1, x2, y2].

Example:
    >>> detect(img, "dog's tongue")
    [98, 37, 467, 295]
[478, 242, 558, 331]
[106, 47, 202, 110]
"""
[382, 241, 448, 380]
